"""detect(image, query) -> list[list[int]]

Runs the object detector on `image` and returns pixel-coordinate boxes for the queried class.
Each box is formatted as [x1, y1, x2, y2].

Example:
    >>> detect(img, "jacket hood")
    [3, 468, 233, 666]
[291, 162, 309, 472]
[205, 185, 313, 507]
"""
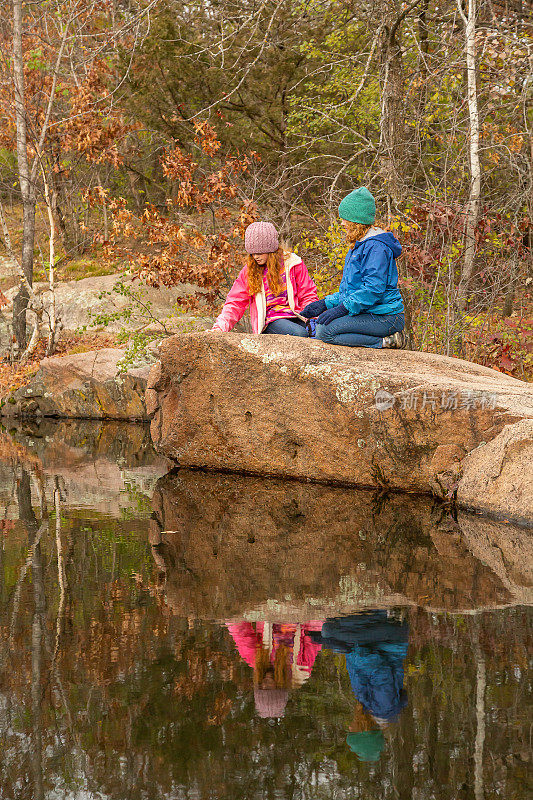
[283, 251, 302, 269]
[360, 230, 402, 258]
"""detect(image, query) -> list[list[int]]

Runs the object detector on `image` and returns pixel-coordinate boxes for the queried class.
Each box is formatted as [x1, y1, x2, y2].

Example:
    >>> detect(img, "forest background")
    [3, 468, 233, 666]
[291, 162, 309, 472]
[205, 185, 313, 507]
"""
[0, 0, 532, 380]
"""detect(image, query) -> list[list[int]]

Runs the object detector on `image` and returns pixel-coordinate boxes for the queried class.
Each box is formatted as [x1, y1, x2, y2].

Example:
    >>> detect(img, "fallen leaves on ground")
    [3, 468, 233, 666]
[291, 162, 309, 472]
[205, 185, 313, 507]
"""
[0, 332, 118, 399]
[0, 362, 40, 397]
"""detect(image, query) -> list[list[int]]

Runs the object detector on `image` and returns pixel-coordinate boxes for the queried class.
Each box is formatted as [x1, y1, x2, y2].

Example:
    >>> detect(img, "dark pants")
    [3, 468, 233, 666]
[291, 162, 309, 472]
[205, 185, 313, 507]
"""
[263, 317, 309, 337]
[315, 312, 404, 348]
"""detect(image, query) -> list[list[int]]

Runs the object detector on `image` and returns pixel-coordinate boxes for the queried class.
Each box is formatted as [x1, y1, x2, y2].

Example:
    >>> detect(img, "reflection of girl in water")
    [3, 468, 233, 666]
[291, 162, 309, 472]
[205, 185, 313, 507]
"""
[346, 701, 388, 763]
[226, 621, 323, 718]
[311, 609, 408, 761]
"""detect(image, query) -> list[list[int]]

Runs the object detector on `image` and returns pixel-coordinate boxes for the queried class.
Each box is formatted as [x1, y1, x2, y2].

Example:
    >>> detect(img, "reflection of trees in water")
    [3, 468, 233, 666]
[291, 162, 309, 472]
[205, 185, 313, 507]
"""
[0, 450, 176, 797]
[0, 453, 530, 798]
[7, 467, 77, 800]
[19, 468, 45, 800]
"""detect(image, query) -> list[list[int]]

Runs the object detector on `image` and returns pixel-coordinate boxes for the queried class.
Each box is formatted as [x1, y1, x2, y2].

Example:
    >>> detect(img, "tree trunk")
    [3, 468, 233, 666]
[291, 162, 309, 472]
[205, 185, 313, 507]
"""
[380, 22, 405, 217]
[418, 0, 430, 57]
[12, 0, 36, 351]
[458, 0, 481, 308]
[502, 291, 514, 317]
[40, 162, 59, 355]
[277, 88, 292, 242]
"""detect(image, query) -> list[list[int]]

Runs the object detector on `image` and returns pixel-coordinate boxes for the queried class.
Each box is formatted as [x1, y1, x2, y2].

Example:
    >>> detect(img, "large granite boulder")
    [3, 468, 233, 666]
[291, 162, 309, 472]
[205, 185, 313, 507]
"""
[147, 332, 533, 520]
[456, 418, 533, 525]
[1, 348, 151, 420]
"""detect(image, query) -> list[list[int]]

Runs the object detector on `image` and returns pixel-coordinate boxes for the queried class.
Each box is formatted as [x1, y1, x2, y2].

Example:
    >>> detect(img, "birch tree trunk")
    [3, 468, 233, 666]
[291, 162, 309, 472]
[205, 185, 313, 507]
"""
[40, 161, 59, 355]
[12, 0, 36, 352]
[458, 0, 481, 308]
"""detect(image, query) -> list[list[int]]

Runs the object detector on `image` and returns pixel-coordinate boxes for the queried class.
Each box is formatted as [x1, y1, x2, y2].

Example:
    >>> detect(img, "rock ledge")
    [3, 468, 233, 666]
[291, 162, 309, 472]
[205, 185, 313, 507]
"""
[1, 348, 151, 420]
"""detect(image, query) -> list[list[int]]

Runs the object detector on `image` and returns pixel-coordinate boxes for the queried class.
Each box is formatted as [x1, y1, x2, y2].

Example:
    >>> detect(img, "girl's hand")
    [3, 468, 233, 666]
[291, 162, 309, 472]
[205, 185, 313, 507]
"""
[316, 304, 348, 325]
[301, 299, 327, 318]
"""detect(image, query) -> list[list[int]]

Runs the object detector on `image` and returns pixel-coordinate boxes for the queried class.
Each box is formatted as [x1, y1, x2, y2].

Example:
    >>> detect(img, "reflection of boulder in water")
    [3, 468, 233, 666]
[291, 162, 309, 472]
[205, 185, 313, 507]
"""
[150, 470, 529, 618]
[3, 420, 169, 514]
[9, 419, 157, 465]
[457, 513, 533, 600]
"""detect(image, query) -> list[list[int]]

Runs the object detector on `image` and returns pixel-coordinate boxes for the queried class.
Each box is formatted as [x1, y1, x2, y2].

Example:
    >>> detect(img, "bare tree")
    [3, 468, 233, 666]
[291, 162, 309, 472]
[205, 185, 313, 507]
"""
[11, 0, 35, 350]
[457, 0, 481, 307]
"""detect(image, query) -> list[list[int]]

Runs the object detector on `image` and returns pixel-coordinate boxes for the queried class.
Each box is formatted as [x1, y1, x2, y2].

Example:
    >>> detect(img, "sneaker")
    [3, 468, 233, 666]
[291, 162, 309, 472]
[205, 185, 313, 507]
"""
[382, 330, 407, 349]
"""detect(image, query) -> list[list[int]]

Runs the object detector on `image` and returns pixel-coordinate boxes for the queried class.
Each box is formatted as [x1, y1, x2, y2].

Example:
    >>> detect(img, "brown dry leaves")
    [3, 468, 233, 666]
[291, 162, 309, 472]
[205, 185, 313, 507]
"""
[95, 122, 258, 311]
[0, 362, 40, 398]
[0, 332, 117, 399]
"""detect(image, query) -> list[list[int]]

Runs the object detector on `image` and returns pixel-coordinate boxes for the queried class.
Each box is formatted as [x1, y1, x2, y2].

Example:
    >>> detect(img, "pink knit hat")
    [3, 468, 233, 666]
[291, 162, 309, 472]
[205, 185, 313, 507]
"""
[254, 688, 289, 718]
[244, 221, 279, 254]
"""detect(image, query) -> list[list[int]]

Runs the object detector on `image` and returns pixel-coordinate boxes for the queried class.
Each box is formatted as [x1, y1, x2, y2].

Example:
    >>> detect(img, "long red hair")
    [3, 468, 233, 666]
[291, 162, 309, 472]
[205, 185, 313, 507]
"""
[254, 644, 292, 689]
[350, 699, 378, 732]
[246, 248, 284, 295]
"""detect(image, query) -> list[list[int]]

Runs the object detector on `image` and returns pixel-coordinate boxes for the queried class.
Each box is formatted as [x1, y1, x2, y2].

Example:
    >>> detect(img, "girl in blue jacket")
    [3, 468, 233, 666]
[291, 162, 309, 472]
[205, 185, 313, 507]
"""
[301, 187, 406, 348]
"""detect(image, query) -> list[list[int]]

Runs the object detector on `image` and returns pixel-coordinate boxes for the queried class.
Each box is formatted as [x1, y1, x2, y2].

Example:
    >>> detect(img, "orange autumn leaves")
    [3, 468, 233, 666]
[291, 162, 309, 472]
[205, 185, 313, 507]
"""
[88, 122, 258, 310]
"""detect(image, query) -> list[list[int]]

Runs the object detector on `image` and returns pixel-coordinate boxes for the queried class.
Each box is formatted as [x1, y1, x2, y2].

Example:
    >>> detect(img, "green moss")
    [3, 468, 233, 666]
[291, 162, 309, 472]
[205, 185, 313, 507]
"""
[61, 257, 115, 281]
[33, 257, 115, 283]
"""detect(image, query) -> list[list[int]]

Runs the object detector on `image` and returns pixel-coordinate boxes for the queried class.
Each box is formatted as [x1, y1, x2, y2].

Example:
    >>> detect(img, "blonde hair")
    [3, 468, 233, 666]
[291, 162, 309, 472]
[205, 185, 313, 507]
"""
[246, 247, 284, 295]
[254, 644, 292, 689]
[343, 221, 372, 248]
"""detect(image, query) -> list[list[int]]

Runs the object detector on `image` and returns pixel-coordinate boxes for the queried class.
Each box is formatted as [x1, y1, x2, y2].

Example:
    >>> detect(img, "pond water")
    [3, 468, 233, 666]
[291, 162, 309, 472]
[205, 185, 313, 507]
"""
[0, 421, 531, 800]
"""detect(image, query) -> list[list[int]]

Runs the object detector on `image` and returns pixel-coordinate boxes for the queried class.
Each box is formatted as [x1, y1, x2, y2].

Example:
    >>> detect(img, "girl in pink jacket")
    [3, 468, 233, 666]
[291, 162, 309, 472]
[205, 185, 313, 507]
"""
[211, 221, 319, 336]
[226, 620, 324, 718]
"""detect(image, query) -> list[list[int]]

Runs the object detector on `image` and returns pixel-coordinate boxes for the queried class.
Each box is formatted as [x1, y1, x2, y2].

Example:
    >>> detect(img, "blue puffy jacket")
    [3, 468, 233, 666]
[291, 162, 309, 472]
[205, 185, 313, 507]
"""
[345, 642, 408, 722]
[311, 610, 408, 722]
[325, 229, 404, 316]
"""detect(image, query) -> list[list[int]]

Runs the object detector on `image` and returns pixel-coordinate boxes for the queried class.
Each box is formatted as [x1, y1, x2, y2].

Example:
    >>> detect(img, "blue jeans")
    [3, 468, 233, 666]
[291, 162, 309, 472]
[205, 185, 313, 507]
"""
[315, 312, 404, 348]
[263, 317, 309, 337]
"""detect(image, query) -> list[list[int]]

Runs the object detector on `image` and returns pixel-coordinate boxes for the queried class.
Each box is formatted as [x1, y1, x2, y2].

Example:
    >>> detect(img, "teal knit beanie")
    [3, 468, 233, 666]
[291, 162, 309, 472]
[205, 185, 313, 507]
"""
[338, 187, 376, 224]
[346, 730, 385, 762]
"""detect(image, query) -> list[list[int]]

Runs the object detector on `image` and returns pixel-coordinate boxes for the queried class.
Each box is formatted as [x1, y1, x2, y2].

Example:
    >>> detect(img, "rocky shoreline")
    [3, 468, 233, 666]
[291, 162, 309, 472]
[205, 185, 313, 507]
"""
[2, 332, 532, 524]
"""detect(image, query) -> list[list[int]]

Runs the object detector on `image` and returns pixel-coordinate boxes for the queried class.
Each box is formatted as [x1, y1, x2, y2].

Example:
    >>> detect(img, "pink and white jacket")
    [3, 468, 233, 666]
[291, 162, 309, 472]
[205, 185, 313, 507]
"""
[226, 620, 323, 687]
[212, 252, 319, 334]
